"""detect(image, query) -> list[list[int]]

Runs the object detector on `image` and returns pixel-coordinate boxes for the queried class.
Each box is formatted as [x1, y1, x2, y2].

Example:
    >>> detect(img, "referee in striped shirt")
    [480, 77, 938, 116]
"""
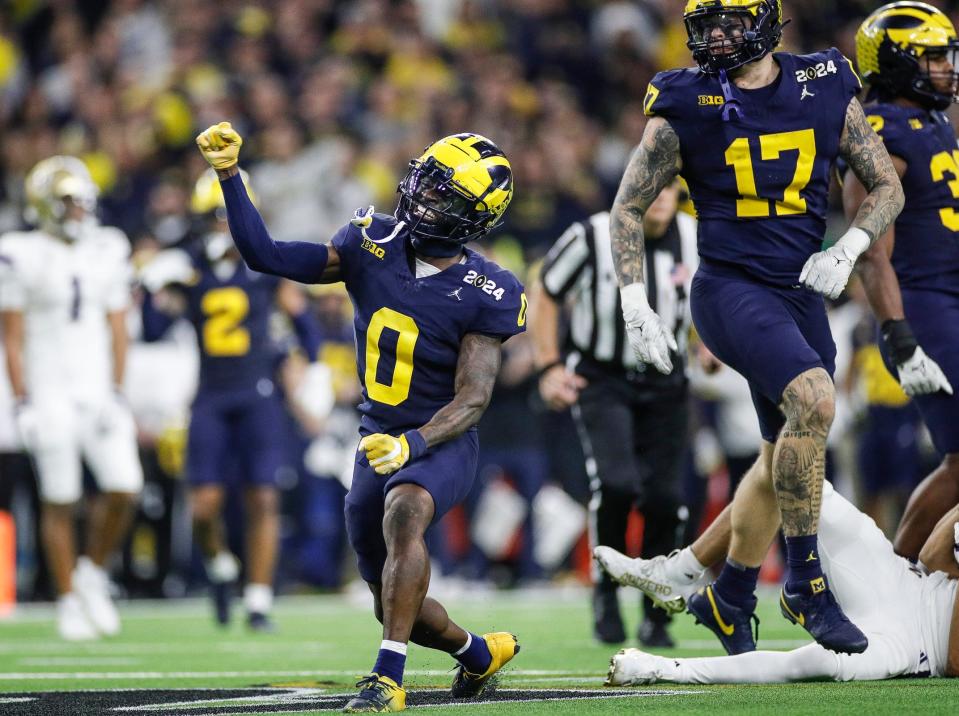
[530, 180, 697, 647]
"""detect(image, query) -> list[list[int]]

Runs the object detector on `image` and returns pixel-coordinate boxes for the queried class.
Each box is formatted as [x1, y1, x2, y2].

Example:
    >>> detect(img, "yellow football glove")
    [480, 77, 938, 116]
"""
[195, 121, 243, 170]
[359, 430, 427, 476]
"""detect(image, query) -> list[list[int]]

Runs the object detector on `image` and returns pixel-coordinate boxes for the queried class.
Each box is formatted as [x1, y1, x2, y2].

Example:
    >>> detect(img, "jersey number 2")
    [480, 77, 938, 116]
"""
[930, 149, 959, 231]
[201, 287, 251, 357]
[365, 307, 419, 406]
[725, 129, 816, 217]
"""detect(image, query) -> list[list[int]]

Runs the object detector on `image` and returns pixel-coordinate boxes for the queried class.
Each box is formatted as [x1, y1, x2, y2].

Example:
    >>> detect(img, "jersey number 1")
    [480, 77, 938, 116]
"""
[725, 129, 816, 217]
[365, 307, 419, 406]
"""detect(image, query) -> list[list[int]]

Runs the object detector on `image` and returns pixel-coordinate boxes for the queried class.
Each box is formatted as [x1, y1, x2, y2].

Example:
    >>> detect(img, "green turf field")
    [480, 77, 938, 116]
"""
[0, 587, 953, 715]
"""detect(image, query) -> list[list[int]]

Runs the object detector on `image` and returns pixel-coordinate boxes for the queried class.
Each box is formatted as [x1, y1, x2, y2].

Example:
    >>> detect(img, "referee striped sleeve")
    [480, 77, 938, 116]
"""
[541, 222, 590, 298]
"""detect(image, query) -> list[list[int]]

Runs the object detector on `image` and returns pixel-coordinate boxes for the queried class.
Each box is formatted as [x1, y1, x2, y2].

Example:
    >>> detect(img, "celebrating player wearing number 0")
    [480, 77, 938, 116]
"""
[610, 0, 905, 657]
[197, 123, 524, 712]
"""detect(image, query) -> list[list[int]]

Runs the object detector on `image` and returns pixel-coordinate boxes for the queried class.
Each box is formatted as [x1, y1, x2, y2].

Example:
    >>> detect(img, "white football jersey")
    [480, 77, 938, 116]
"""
[0, 226, 132, 403]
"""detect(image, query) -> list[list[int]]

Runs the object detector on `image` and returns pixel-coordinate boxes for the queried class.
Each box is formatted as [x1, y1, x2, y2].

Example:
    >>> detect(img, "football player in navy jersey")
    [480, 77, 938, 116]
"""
[844, 3, 959, 562]
[609, 0, 906, 657]
[140, 171, 320, 632]
[196, 123, 524, 712]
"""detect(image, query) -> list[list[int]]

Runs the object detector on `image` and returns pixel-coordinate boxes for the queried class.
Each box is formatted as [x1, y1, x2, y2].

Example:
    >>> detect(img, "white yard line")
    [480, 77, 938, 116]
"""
[0, 668, 604, 681]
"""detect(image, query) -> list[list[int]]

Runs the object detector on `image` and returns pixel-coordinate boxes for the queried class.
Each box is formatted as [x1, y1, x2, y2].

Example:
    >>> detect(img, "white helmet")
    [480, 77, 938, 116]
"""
[24, 156, 99, 241]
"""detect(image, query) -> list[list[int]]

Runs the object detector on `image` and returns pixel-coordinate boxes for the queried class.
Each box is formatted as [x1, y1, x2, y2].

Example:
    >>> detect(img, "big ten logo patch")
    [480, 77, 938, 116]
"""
[361, 237, 385, 259]
[698, 95, 725, 106]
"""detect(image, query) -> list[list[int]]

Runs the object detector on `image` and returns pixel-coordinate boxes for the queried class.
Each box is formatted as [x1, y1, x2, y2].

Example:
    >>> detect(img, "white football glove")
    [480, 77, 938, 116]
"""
[14, 400, 40, 451]
[621, 283, 677, 374]
[897, 346, 954, 397]
[799, 227, 871, 299]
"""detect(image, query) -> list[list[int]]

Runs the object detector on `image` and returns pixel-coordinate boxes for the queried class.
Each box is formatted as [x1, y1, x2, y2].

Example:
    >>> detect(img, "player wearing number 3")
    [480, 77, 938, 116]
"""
[610, 0, 906, 657]
[197, 123, 524, 712]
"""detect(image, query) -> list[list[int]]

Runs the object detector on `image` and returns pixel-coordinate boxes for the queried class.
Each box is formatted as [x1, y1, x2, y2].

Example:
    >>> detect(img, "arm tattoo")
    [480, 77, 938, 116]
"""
[774, 369, 834, 536]
[418, 333, 501, 448]
[610, 117, 682, 286]
[839, 98, 905, 244]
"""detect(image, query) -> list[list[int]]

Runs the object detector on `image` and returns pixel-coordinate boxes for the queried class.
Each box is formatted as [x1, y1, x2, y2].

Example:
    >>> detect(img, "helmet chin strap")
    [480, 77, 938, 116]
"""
[411, 235, 464, 258]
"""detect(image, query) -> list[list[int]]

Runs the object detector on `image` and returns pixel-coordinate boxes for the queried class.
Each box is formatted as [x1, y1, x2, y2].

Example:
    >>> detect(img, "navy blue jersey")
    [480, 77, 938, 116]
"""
[646, 49, 861, 287]
[331, 213, 526, 434]
[183, 254, 281, 393]
[865, 102, 959, 294]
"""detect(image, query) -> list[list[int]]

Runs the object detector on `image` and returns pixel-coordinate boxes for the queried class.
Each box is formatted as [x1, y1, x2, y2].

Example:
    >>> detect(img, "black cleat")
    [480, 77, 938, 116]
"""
[687, 584, 759, 655]
[780, 580, 868, 655]
[211, 581, 233, 626]
[247, 611, 276, 633]
[593, 586, 626, 644]
[638, 619, 675, 648]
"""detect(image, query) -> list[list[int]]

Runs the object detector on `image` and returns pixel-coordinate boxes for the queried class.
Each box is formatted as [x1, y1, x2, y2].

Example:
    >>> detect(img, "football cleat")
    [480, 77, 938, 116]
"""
[605, 648, 676, 686]
[450, 632, 520, 698]
[247, 611, 276, 633]
[212, 581, 233, 626]
[594, 546, 707, 614]
[72, 557, 120, 637]
[638, 619, 675, 649]
[592, 586, 626, 644]
[343, 674, 406, 712]
[780, 582, 868, 655]
[57, 593, 99, 641]
[686, 584, 759, 655]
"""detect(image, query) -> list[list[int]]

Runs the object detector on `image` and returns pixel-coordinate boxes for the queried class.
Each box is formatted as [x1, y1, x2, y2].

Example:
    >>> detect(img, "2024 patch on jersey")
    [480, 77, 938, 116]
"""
[645, 48, 861, 287]
[331, 212, 526, 434]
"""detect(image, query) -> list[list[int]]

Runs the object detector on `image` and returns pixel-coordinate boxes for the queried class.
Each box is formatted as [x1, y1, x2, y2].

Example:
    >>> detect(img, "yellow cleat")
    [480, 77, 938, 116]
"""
[450, 632, 520, 698]
[342, 674, 406, 712]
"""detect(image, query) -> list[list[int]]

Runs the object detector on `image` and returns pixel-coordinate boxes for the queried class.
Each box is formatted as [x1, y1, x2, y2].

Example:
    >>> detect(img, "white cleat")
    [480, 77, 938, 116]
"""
[606, 648, 673, 686]
[73, 557, 120, 637]
[57, 593, 100, 641]
[593, 547, 706, 614]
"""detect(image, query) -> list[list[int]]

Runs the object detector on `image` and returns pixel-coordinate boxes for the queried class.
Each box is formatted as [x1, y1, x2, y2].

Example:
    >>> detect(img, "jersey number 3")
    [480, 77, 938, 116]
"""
[365, 307, 419, 406]
[725, 129, 816, 217]
[930, 149, 959, 232]
[201, 287, 251, 357]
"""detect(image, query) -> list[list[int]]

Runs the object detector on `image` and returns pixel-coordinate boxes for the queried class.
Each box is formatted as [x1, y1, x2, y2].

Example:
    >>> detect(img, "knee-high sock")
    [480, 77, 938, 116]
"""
[670, 645, 840, 684]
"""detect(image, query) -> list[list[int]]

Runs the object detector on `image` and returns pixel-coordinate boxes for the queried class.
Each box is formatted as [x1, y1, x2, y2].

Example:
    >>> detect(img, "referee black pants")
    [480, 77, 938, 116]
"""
[574, 374, 689, 625]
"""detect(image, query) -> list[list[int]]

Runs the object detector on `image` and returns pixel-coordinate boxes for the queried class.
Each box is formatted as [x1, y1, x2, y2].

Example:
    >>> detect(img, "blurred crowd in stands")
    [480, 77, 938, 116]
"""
[0, 0, 950, 601]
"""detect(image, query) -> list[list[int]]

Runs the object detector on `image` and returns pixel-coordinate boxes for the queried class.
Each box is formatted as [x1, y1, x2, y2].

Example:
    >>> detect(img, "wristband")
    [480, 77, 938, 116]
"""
[536, 360, 564, 379]
[403, 429, 428, 461]
[881, 319, 918, 365]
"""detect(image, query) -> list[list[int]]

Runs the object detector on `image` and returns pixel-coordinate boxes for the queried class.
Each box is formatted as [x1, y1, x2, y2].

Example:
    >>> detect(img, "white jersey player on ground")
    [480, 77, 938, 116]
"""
[604, 480, 959, 683]
[0, 156, 143, 640]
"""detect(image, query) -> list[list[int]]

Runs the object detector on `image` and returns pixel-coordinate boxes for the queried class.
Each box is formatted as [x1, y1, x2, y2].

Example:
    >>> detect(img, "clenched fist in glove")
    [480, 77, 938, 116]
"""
[359, 430, 428, 476]
[196, 122, 243, 170]
[799, 227, 871, 300]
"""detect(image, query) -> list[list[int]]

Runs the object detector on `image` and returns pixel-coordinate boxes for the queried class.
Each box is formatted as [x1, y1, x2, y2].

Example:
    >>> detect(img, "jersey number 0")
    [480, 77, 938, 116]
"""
[365, 307, 419, 406]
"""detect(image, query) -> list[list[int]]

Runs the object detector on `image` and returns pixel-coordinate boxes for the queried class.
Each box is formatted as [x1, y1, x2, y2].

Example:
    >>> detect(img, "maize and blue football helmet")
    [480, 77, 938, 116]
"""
[683, 0, 785, 75]
[856, 2, 959, 110]
[397, 133, 513, 257]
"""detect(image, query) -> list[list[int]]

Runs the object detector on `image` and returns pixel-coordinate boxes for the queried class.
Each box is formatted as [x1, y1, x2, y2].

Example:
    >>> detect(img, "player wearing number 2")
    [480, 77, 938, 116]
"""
[196, 123, 524, 712]
[610, 0, 905, 657]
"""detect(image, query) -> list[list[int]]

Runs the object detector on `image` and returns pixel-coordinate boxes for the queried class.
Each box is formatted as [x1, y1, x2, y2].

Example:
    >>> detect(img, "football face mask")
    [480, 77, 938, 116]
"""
[684, 0, 785, 74]
[396, 133, 513, 257]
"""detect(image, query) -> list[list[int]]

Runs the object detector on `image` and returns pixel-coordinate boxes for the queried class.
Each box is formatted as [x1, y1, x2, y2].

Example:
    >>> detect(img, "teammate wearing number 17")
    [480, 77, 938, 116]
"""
[196, 123, 524, 712]
[611, 0, 907, 657]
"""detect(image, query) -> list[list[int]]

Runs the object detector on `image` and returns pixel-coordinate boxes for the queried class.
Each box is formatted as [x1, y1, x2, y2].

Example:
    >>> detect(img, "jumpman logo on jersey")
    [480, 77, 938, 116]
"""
[448, 287, 464, 301]
[806, 550, 818, 562]
[800, 85, 816, 101]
